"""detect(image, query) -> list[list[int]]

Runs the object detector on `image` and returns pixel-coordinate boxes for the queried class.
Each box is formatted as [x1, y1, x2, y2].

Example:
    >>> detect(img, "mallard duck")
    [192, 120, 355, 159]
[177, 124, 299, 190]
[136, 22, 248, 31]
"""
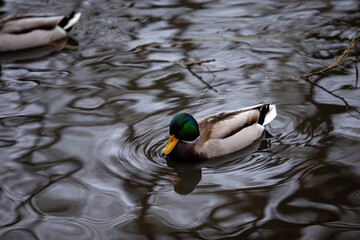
[0, 12, 81, 51]
[162, 103, 277, 160]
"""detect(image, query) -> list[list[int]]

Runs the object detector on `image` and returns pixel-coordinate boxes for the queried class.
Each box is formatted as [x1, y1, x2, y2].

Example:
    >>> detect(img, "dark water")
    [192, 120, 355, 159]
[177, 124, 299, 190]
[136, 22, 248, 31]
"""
[1, 0, 360, 239]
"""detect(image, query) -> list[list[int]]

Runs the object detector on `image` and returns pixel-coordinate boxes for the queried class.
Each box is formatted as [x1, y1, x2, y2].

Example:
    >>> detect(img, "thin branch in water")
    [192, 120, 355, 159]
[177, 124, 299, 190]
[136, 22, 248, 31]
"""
[354, 37, 359, 89]
[135, 30, 336, 51]
[193, 65, 217, 115]
[301, 58, 360, 79]
[301, 33, 360, 78]
[304, 77, 360, 120]
[177, 59, 215, 67]
[186, 66, 217, 93]
[296, 33, 360, 119]
[184, 49, 218, 114]
[77, 23, 359, 118]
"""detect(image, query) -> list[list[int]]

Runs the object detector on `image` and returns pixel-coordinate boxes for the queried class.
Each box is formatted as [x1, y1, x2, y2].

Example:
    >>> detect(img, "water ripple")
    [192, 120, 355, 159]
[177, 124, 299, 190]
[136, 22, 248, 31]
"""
[1, 0, 360, 239]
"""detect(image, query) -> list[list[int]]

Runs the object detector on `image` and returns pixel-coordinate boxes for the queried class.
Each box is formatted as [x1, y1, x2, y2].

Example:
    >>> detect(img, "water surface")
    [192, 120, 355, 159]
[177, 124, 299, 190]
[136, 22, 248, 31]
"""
[1, 0, 360, 239]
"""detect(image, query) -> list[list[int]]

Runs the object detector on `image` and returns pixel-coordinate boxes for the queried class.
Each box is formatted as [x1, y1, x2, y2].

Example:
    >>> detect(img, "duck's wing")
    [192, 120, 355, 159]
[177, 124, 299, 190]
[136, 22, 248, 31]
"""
[198, 103, 271, 140]
[0, 28, 67, 51]
[0, 15, 64, 33]
[196, 103, 276, 158]
[198, 123, 265, 158]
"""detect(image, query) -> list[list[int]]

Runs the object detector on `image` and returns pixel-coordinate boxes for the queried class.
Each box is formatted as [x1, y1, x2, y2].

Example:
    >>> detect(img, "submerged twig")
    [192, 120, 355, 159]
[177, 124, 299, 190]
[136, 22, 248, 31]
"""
[301, 58, 360, 79]
[298, 33, 360, 119]
[240, 33, 360, 119]
[177, 59, 215, 67]
[305, 77, 360, 120]
[354, 37, 359, 89]
[186, 67, 217, 93]
[186, 50, 218, 114]
[77, 23, 217, 91]
[301, 32, 360, 79]
[135, 30, 334, 51]
[77, 22, 359, 118]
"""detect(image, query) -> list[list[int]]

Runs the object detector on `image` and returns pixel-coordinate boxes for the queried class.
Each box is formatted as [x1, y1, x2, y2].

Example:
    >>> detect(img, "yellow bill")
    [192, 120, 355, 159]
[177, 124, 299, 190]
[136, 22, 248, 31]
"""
[162, 134, 179, 156]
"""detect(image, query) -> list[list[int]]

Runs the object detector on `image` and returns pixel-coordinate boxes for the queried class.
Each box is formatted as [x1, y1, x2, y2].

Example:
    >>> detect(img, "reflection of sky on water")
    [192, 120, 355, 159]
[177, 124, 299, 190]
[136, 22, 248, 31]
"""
[1, 0, 360, 239]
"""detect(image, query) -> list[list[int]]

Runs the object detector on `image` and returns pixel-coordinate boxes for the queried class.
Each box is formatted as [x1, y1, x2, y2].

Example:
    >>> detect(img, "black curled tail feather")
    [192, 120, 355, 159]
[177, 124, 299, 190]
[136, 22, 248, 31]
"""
[58, 11, 75, 31]
[257, 104, 270, 125]
[58, 11, 81, 32]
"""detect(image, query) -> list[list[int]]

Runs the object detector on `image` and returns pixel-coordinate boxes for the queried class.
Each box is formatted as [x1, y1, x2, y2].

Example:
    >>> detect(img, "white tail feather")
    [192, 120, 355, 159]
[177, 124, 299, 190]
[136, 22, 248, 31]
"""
[263, 104, 277, 126]
[63, 12, 81, 30]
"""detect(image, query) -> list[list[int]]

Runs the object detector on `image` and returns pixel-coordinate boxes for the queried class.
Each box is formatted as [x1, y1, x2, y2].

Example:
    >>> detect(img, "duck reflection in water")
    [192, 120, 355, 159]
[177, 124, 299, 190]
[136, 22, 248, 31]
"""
[166, 165, 202, 195]
[0, 37, 79, 63]
[166, 131, 273, 195]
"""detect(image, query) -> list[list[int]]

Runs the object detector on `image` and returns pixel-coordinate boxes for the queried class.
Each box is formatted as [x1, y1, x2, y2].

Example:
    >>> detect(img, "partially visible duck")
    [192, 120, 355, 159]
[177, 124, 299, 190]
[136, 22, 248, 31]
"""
[0, 12, 81, 51]
[162, 103, 277, 160]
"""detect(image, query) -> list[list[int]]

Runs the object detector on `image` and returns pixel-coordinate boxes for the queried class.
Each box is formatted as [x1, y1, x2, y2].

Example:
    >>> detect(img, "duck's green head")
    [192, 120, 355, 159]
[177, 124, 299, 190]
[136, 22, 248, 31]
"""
[162, 113, 200, 156]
